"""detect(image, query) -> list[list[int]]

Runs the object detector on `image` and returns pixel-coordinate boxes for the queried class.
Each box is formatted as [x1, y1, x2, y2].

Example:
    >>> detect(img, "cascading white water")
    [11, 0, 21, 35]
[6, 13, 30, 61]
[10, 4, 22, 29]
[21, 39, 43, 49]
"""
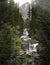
[20, 28, 39, 65]
[21, 28, 31, 41]
[21, 28, 39, 53]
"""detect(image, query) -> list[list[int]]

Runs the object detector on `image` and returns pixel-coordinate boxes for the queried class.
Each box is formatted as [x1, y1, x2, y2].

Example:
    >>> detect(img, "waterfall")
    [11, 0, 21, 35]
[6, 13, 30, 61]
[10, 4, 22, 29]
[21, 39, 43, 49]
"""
[21, 28, 39, 53]
[20, 28, 39, 65]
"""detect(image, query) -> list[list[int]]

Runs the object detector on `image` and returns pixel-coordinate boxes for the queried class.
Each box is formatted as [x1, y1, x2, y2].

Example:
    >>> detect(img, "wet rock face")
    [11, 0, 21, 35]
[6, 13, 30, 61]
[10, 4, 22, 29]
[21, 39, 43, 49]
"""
[21, 42, 29, 50]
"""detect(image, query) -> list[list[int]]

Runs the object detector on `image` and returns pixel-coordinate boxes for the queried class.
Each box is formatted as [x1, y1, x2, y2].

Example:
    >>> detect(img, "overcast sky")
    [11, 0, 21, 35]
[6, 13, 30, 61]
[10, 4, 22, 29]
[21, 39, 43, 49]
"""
[14, 0, 35, 6]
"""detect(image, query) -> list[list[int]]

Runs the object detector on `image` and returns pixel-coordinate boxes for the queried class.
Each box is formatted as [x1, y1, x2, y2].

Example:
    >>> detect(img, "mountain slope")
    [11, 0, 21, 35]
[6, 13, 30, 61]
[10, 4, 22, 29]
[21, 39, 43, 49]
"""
[20, 2, 30, 19]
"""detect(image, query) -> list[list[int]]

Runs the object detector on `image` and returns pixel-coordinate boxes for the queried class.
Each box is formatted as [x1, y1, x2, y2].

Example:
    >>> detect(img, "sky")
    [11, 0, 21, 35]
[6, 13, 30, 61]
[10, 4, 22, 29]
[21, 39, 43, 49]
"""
[14, 0, 33, 6]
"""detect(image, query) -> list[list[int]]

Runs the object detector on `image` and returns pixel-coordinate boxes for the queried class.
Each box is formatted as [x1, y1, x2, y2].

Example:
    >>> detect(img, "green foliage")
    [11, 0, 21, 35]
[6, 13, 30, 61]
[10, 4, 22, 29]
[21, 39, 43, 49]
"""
[29, 4, 50, 65]
[0, 0, 24, 65]
[11, 57, 26, 65]
[0, 23, 22, 65]
[0, 0, 24, 34]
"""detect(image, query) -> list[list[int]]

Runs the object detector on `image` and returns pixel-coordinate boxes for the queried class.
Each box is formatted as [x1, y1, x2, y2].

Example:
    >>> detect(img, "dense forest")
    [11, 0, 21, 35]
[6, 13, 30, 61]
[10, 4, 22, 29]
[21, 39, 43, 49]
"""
[0, 0, 50, 65]
[0, 0, 24, 65]
[28, 4, 50, 65]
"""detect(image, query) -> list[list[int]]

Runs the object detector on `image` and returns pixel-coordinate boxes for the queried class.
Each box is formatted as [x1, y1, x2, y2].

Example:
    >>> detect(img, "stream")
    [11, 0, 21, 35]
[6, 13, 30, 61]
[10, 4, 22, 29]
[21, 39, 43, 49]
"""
[20, 28, 39, 65]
